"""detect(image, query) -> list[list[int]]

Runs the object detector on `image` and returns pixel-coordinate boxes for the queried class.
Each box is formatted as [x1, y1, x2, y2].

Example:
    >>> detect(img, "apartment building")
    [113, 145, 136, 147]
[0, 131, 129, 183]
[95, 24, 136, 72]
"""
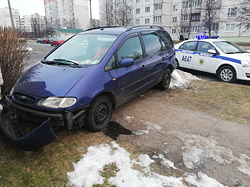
[44, 0, 90, 29]
[0, 7, 20, 29]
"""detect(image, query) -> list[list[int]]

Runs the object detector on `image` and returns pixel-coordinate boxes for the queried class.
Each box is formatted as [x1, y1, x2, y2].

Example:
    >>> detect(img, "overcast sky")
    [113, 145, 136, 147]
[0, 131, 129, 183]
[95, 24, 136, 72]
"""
[0, 0, 99, 18]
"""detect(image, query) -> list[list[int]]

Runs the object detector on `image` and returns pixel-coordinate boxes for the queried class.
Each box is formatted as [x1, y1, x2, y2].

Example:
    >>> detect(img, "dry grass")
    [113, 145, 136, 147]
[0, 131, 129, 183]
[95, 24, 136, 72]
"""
[167, 80, 250, 126]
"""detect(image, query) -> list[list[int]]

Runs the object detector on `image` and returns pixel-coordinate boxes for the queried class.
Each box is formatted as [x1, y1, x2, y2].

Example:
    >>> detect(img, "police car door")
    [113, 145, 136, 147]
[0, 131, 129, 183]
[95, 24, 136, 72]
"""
[193, 41, 220, 73]
[176, 41, 197, 69]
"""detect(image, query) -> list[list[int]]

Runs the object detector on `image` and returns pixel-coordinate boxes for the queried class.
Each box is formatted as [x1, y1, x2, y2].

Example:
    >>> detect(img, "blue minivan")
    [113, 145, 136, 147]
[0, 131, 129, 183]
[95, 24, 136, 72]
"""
[1, 26, 175, 150]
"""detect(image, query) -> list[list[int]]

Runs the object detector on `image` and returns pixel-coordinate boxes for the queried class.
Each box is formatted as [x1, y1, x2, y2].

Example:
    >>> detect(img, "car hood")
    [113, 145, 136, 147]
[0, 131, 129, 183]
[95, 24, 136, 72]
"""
[224, 52, 250, 61]
[14, 63, 88, 97]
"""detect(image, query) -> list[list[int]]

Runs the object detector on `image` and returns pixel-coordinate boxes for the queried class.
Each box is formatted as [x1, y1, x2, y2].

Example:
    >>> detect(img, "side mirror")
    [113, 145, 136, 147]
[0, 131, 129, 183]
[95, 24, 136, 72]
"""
[208, 49, 217, 55]
[119, 58, 134, 67]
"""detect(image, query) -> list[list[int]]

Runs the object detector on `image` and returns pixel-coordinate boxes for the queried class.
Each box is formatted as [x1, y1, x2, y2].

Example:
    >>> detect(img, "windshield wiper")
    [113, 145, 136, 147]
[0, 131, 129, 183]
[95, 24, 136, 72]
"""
[53, 58, 80, 65]
[41, 59, 81, 68]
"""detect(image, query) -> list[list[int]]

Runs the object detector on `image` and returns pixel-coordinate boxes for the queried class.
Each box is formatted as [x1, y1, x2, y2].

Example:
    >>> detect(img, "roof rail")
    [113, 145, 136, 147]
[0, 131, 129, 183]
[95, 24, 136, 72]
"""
[126, 25, 164, 32]
[85, 26, 120, 31]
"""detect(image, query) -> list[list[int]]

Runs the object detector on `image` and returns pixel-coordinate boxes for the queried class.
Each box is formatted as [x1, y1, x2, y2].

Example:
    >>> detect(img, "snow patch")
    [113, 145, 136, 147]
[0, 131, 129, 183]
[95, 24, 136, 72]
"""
[170, 69, 200, 89]
[122, 114, 134, 123]
[67, 142, 185, 187]
[171, 131, 250, 177]
[134, 129, 149, 136]
[158, 154, 176, 169]
[185, 172, 227, 187]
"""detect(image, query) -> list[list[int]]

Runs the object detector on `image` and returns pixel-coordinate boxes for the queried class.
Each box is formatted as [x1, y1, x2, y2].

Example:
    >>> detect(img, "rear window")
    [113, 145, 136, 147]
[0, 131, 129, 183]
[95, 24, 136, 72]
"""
[141, 32, 162, 56]
[157, 30, 174, 50]
[179, 41, 197, 51]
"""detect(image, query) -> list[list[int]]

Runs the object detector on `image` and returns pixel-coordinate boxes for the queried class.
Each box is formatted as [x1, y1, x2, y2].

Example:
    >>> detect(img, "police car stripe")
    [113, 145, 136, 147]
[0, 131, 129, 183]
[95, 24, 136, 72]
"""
[175, 49, 241, 64]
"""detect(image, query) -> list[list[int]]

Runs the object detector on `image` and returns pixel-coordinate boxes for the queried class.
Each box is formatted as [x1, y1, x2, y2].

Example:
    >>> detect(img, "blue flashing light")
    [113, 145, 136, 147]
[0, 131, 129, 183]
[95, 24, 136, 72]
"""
[196, 35, 219, 40]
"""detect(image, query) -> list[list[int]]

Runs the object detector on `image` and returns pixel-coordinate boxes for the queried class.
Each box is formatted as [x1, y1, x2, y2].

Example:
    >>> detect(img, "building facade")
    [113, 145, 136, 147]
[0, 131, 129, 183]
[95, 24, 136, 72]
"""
[0, 8, 20, 29]
[44, 0, 90, 29]
[101, 0, 250, 41]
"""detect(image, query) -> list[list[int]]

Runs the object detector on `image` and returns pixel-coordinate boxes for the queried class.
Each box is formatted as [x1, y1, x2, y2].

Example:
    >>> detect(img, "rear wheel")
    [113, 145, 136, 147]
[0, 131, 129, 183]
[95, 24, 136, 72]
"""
[158, 68, 172, 90]
[85, 96, 113, 132]
[218, 66, 236, 83]
[174, 59, 179, 69]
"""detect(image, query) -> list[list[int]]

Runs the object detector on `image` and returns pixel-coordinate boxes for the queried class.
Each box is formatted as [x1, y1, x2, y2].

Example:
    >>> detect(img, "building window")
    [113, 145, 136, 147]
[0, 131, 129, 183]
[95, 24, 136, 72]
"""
[228, 7, 237, 16]
[191, 26, 201, 33]
[172, 17, 177, 23]
[247, 24, 250, 31]
[136, 0, 140, 3]
[192, 0, 202, 7]
[154, 3, 162, 10]
[181, 26, 190, 33]
[191, 13, 200, 21]
[212, 23, 219, 30]
[136, 19, 140, 24]
[181, 14, 190, 21]
[145, 6, 150, 13]
[145, 0, 150, 2]
[172, 28, 176, 34]
[173, 4, 178, 11]
[153, 16, 162, 23]
[136, 8, 140, 14]
[226, 24, 235, 31]
[145, 18, 150, 24]
[182, 1, 191, 8]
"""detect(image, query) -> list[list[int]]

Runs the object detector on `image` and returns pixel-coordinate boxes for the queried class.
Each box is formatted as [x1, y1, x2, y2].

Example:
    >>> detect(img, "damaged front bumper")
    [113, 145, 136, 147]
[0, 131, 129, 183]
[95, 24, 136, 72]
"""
[0, 115, 57, 151]
[0, 97, 87, 151]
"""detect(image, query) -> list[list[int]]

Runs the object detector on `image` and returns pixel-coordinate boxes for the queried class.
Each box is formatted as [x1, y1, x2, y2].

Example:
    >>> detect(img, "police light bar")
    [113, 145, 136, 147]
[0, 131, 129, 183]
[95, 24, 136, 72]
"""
[196, 35, 219, 40]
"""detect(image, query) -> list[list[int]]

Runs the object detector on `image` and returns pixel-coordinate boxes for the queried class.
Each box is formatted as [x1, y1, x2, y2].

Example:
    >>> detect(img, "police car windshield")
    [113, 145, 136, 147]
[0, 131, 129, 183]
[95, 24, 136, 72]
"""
[213, 41, 247, 54]
[44, 34, 118, 67]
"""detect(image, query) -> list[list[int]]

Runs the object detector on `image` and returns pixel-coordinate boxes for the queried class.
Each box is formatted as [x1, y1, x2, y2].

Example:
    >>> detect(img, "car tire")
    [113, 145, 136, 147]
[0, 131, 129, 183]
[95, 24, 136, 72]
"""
[85, 95, 113, 132]
[158, 68, 172, 90]
[218, 66, 236, 83]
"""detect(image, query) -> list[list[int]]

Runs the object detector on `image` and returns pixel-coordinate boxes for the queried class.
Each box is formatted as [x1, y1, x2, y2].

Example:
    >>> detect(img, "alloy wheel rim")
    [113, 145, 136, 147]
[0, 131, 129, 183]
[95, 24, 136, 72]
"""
[220, 69, 233, 82]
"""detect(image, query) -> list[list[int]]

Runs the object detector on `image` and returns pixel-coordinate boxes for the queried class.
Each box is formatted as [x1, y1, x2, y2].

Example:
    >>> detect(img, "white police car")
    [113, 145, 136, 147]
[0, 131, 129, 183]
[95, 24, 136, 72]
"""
[175, 36, 250, 82]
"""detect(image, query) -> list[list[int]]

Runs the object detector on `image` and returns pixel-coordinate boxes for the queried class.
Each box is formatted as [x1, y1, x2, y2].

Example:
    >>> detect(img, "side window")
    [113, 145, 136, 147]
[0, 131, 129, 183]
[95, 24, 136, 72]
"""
[179, 41, 197, 51]
[141, 32, 162, 56]
[105, 55, 116, 71]
[197, 42, 216, 53]
[117, 36, 143, 62]
[157, 30, 174, 50]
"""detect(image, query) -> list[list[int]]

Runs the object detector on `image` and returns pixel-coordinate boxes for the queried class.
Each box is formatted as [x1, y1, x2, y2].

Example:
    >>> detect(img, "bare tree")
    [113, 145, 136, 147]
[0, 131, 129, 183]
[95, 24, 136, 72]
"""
[201, 0, 221, 36]
[100, 0, 114, 26]
[238, 0, 250, 28]
[114, 0, 132, 26]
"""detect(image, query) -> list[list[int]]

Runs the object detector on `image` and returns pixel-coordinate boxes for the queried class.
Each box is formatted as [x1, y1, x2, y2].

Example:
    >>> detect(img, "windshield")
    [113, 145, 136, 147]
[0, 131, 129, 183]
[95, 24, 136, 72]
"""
[213, 41, 247, 54]
[45, 34, 118, 67]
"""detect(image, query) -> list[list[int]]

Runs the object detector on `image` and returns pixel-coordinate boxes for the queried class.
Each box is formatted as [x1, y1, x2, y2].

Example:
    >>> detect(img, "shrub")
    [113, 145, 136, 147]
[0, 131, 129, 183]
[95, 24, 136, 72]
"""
[0, 27, 30, 98]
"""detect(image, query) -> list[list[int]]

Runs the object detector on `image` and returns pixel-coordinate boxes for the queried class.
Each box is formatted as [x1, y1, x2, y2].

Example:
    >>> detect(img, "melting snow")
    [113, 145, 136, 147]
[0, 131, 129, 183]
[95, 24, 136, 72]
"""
[171, 131, 250, 177]
[170, 69, 200, 89]
[67, 142, 185, 187]
[122, 114, 134, 123]
[185, 172, 226, 187]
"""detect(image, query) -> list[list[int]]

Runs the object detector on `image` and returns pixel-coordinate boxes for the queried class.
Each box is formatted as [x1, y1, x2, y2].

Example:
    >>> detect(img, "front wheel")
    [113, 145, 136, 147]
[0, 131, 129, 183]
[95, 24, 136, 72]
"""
[218, 66, 236, 83]
[158, 68, 172, 90]
[85, 96, 113, 132]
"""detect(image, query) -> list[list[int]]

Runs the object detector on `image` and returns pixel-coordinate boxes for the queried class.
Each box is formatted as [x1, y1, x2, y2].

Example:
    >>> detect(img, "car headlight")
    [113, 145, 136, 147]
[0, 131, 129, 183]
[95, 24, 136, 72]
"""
[241, 60, 250, 67]
[38, 97, 77, 109]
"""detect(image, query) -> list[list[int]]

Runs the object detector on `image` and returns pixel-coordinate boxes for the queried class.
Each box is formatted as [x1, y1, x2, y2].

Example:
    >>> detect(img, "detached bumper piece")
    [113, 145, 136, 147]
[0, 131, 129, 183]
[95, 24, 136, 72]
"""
[0, 112, 57, 151]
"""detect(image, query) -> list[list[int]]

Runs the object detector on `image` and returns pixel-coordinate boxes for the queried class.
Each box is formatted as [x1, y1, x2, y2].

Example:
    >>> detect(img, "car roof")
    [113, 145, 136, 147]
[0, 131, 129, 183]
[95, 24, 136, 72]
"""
[78, 26, 165, 36]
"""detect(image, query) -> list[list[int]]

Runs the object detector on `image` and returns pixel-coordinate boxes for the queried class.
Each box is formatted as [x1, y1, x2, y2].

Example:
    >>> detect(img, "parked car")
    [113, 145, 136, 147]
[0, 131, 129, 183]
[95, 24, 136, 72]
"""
[1, 26, 175, 151]
[51, 38, 66, 46]
[41, 38, 50, 44]
[175, 36, 250, 82]
[36, 38, 42, 43]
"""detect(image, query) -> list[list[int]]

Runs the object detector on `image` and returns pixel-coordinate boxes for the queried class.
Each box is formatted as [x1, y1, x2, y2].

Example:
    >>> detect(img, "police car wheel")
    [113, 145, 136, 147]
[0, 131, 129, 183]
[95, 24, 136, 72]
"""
[218, 66, 236, 83]
[158, 68, 171, 90]
[174, 59, 179, 69]
[85, 95, 113, 132]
